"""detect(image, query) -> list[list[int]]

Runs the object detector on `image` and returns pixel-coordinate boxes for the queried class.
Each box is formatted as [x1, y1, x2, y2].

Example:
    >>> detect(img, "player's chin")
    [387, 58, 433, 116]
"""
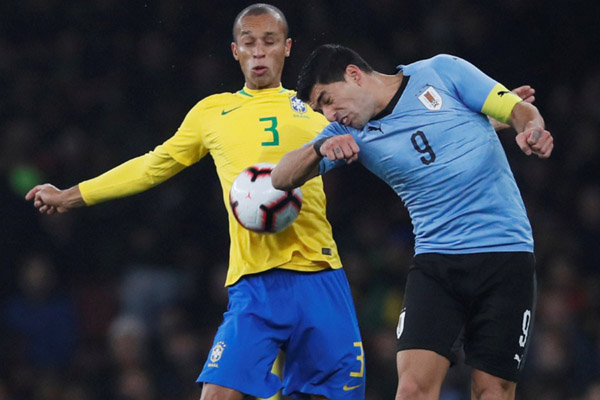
[249, 72, 273, 86]
[350, 117, 368, 130]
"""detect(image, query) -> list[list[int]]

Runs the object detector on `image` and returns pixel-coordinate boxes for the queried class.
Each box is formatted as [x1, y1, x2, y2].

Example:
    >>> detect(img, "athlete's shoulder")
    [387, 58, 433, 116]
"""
[429, 54, 462, 66]
[280, 88, 306, 105]
[199, 91, 242, 106]
[185, 91, 248, 116]
[429, 54, 475, 76]
[401, 54, 459, 74]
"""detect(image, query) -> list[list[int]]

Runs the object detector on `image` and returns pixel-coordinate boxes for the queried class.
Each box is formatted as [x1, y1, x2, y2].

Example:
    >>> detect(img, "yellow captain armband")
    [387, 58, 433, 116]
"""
[481, 83, 523, 124]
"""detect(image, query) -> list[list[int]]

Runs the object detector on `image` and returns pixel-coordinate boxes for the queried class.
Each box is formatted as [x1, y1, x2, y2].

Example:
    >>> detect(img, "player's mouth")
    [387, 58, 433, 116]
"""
[340, 116, 350, 126]
[253, 66, 268, 75]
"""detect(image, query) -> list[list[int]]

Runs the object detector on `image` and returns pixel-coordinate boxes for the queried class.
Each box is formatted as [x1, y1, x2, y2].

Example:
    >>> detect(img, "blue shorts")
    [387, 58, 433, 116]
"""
[197, 268, 365, 399]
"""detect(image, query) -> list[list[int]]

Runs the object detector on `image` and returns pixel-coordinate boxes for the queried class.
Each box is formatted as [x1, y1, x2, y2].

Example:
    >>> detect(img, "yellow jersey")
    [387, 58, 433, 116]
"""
[79, 85, 341, 286]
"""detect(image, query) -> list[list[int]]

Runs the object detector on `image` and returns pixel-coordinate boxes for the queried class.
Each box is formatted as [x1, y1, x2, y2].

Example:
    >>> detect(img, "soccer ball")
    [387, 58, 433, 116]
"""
[229, 163, 303, 233]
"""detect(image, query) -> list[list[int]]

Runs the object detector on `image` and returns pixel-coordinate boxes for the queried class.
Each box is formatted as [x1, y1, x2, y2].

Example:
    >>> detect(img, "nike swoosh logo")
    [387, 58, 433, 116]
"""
[343, 384, 362, 391]
[497, 90, 511, 97]
[221, 106, 242, 115]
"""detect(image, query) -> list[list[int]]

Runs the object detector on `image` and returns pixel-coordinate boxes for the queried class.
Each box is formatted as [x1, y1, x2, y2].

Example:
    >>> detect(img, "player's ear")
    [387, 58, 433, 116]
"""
[346, 64, 362, 85]
[231, 42, 239, 61]
[284, 38, 292, 57]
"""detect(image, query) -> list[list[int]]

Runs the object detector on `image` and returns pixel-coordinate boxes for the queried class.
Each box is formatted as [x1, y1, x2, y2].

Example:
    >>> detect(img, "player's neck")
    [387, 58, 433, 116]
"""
[244, 81, 283, 91]
[370, 72, 404, 116]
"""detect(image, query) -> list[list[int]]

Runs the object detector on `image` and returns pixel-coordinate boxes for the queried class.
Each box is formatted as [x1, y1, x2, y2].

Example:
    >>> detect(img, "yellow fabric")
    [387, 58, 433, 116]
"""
[82, 85, 341, 286]
[163, 85, 341, 286]
[79, 145, 186, 205]
[481, 83, 523, 124]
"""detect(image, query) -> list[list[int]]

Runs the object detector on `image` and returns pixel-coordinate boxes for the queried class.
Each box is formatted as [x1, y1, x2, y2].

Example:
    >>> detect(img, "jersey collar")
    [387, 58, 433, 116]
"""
[371, 74, 409, 121]
[238, 84, 287, 97]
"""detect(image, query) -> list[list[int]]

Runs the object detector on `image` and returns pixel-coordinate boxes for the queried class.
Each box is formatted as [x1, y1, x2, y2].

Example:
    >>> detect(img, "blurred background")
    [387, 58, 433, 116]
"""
[1, 0, 599, 399]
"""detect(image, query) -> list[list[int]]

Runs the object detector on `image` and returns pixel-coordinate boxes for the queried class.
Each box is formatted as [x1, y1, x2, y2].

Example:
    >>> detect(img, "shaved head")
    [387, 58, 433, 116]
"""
[232, 3, 288, 41]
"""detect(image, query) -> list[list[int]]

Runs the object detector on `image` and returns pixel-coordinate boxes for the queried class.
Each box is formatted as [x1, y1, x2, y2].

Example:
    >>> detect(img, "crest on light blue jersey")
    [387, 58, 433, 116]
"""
[290, 95, 307, 114]
[418, 86, 443, 111]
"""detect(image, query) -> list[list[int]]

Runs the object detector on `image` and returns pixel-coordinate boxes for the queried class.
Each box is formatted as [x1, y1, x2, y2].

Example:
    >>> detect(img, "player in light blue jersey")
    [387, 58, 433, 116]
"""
[272, 44, 553, 400]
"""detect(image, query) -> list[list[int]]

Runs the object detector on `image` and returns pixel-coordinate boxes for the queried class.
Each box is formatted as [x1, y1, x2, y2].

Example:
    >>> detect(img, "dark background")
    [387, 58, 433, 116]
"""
[1, 1, 599, 399]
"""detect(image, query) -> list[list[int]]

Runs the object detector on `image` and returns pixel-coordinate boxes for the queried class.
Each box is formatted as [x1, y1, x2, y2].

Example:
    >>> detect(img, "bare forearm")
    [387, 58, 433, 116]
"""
[510, 102, 544, 133]
[491, 85, 537, 131]
[272, 144, 321, 191]
[63, 185, 86, 208]
[273, 134, 361, 189]
[510, 101, 553, 158]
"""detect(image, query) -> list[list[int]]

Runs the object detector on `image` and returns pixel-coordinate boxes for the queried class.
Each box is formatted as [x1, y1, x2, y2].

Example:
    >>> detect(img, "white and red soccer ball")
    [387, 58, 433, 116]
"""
[229, 163, 303, 233]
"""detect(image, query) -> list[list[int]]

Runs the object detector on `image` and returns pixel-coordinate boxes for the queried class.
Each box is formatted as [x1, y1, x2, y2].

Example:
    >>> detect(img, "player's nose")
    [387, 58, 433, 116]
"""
[252, 42, 266, 57]
[323, 106, 336, 123]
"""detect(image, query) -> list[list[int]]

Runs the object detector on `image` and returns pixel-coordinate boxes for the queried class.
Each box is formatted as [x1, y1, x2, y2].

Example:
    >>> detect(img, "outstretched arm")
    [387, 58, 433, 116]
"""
[271, 144, 321, 191]
[510, 101, 553, 158]
[25, 145, 186, 214]
[490, 85, 535, 131]
[272, 134, 360, 191]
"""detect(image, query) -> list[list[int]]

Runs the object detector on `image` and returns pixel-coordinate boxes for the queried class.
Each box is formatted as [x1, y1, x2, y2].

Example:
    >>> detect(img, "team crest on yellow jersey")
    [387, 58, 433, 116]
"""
[290, 95, 307, 114]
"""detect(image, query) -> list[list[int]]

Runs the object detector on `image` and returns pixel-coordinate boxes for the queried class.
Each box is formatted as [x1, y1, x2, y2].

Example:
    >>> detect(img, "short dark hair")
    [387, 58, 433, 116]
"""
[296, 44, 374, 102]
[232, 3, 288, 41]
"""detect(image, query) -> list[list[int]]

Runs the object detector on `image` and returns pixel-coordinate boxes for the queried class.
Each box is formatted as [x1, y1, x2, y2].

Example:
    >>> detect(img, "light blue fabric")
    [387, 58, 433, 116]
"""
[317, 55, 533, 254]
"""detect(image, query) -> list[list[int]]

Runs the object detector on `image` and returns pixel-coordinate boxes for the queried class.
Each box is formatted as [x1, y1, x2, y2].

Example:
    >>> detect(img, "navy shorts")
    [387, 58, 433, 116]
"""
[396, 252, 536, 382]
[197, 268, 365, 399]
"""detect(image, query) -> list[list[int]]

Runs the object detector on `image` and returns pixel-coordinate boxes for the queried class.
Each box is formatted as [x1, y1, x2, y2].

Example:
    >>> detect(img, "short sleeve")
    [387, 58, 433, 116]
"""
[433, 55, 522, 124]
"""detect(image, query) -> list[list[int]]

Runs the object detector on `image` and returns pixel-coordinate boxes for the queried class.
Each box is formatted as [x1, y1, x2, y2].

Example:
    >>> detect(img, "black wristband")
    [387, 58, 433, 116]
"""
[313, 138, 328, 158]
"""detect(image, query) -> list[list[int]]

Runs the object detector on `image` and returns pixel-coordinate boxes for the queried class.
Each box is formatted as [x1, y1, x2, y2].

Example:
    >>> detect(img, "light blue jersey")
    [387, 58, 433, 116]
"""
[317, 55, 533, 254]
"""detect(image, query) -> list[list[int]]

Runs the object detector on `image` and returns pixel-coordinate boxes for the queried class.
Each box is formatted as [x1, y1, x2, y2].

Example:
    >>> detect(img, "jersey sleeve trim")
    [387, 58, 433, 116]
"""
[481, 83, 522, 124]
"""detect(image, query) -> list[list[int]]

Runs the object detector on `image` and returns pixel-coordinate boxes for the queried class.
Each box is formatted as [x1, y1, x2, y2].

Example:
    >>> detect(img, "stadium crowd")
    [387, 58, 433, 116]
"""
[1, 0, 599, 399]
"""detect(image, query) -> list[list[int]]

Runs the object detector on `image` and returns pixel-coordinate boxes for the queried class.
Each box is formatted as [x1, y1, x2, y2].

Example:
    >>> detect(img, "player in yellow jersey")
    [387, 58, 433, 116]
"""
[25, 4, 365, 400]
